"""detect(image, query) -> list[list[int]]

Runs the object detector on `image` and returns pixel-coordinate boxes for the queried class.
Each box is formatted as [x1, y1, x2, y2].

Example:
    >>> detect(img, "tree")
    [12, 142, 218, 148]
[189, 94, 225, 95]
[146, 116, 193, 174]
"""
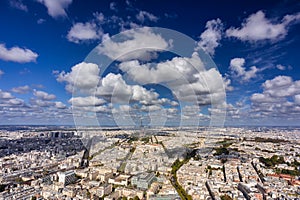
[221, 195, 233, 200]
[0, 184, 7, 192]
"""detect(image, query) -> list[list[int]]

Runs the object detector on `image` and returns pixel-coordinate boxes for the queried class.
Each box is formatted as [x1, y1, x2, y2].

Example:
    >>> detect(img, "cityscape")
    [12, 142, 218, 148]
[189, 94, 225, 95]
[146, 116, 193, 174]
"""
[0, 126, 299, 199]
[1, 0, 300, 199]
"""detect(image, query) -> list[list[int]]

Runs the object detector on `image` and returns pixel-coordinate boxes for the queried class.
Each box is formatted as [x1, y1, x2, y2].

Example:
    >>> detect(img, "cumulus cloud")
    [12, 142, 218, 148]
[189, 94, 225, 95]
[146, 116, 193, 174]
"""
[0, 43, 38, 63]
[96, 73, 159, 105]
[0, 90, 14, 99]
[294, 94, 300, 105]
[56, 62, 100, 94]
[119, 52, 225, 106]
[69, 96, 106, 107]
[57, 61, 168, 111]
[250, 75, 300, 119]
[0, 96, 24, 108]
[223, 77, 234, 91]
[226, 11, 300, 42]
[9, 0, 28, 12]
[67, 22, 102, 43]
[12, 85, 31, 94]
[229, 58, 259, 82]
[262, 75, 300, 98]
[58, 39, 226, 125]
[119, 52, 204, 84]
[173, 69, 225, 105]
[197, 18, 223, 56]
[97, 27, 171, 61]
[251, 93, 283, 103]
[30, 98, 54, 107]
[55, 101, 67, 109]
[0, 89, 73, 124]
[37, 0, 72, 18]
[8, 98, 24, 106]
[33, 90, 56, 100]
[136, 11, 158, 23]
[181, 105, 200, 117]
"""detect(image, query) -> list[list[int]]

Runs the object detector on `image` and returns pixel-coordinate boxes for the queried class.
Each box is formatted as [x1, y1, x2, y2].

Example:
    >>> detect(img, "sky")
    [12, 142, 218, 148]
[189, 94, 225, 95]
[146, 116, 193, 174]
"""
[0, 0, 300, 126]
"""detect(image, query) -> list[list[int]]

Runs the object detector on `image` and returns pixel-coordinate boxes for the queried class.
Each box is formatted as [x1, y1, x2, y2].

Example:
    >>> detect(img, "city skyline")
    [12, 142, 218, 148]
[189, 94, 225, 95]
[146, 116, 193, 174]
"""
[0, 0, 300, 126]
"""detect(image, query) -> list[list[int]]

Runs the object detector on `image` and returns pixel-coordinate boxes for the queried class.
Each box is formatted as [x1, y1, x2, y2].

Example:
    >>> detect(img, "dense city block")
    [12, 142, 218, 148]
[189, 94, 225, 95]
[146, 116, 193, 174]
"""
[0, 126, 299, 200]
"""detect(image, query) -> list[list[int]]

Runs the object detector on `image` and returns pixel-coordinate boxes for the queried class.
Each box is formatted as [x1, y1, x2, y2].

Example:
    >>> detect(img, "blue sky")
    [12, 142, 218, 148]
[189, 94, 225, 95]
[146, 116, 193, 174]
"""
[0, 0, 299, 126]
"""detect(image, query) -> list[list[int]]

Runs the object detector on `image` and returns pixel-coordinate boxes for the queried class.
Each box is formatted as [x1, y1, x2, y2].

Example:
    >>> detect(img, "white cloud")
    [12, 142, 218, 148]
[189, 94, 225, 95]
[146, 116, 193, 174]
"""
[97, 27, 171, 61]
[119, 52, 204, 85]
[109, 2, 117, 11]
[94, 12, 105, 23]
[57, 62, 166, 108]
[0, 93, 74, 124]
[226, 11, 300, 42]
[0, 70, 3, 78]
[136, 11, 158, 23]
[282, 12, 300, 25]
[55, 101, 67, 109]
[276, 64, 285, 70]
[8, 98, 24, 106]
[223, 77, 234, 91]
[119, 52, 225, 106]
[96, 73, 159, 105]
[112, 105, 131, 113]
[174, 69, 225, 105]
[30, 98, 54, 107]
[37, 18, 46, 24]
[262, 75, 300, 98]
[0, 90, 14, 99]
[229, 58, 259, 82]
[57, 62, 100, 94]
[69, 96, 106, 107]
[72, 104, 109, 113]
[12, 85, 31, 94]
[33, 90, 56, 100]
[140, 104, 161, 112]
[251, 93, 283, 103]
[37, 0, 72, 18]
[181, 105, 200, 117]
[0, 43, 38, 63]
[197, 18, 223, 56]
[294, 94, 300, 105]
[250, 76, 300, 120]
[9, 0, 28, 12]
[67, 22, 102, 43]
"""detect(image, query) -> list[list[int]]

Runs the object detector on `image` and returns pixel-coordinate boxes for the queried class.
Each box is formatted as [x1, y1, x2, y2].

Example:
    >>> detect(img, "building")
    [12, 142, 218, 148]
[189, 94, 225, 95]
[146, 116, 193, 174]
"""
[97, 167, 114, 182]
[108, 174, 130, 186]
[148, 194, 181, 200]
[131, 172, 156, 190]
[89, 183, 112, 197]
[58, 170, 76, 186]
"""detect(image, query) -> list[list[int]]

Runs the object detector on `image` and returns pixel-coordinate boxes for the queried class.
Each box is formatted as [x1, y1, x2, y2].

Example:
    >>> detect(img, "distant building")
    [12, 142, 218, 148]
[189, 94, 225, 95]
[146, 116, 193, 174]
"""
[108, 174, 130, 186]
[148, 194, 181, 200]
[89, 183, 112, 198]
[58, 170, 76, 186]
[131, 172, 156, 190]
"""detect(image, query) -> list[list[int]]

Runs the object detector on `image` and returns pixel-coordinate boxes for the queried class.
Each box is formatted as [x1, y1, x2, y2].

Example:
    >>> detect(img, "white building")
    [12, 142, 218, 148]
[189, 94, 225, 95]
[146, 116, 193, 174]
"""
[58, 170, 76, 186]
